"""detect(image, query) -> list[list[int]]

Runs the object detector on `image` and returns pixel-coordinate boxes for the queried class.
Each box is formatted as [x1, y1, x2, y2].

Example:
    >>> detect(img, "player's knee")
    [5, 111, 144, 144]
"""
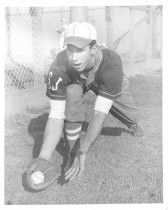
[65, 84, 85, 121]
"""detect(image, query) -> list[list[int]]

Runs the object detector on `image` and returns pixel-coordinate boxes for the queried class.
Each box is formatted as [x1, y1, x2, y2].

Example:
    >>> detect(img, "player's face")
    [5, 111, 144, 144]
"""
[66, 44, 93, 72]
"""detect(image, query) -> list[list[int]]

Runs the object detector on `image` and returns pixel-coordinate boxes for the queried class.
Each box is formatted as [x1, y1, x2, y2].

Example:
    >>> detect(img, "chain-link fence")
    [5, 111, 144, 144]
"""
[5, 7, 70, 94]
[5, 6, 162, 94]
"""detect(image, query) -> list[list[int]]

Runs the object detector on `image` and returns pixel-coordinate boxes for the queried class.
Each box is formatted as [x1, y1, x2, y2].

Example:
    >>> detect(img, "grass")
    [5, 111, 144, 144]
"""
[4, 71, 162, 204]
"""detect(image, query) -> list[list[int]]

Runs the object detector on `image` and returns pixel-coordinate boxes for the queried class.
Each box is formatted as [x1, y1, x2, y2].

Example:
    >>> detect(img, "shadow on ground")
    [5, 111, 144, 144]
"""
[27, 113, 130, 186]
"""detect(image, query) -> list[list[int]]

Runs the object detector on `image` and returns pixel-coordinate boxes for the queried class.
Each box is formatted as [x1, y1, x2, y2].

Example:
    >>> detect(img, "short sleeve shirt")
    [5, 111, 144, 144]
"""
[46, 50, 77, 100]
[95, 48, 123, 100]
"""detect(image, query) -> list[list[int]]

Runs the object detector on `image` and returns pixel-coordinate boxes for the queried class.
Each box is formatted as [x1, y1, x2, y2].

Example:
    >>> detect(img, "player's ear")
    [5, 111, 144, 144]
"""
[90, 43, 97, 55]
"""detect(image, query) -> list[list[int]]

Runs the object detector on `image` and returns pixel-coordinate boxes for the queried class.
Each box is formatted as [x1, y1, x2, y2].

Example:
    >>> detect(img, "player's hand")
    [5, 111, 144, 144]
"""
[65, 152, 86, 181]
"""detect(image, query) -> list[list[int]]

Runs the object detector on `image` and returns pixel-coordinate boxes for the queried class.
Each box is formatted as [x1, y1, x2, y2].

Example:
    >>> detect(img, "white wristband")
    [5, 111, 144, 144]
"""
[94, 95, 113, 114]
[49, 99, 66, 119]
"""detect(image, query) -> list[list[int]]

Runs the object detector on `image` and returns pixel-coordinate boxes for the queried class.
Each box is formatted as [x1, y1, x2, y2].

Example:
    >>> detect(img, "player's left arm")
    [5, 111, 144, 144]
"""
[79, 95, 113, 154]
[65, 109, 109, 181]
[65, 95, 113, 181]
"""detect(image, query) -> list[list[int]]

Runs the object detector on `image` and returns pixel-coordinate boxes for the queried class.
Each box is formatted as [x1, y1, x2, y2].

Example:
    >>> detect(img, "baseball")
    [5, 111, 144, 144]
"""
[31, 171, 44, 185]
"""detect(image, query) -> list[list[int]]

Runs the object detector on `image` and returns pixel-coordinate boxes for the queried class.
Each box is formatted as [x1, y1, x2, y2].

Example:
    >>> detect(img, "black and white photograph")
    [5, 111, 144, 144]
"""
[3, 0, 168, 208]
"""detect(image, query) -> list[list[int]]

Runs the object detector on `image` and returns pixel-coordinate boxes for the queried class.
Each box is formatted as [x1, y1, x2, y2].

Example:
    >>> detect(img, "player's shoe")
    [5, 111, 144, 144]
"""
[130, 124, 144, 138]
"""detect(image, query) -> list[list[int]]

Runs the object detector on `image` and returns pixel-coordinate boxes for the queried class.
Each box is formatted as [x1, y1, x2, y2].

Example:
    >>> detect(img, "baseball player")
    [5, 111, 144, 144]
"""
[27, 22, 144, 187]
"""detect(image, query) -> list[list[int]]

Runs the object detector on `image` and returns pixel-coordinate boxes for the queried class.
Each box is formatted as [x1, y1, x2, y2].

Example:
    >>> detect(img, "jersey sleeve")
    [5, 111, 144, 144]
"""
[46, 64, 68, 100]
[98, 51, 123, 100]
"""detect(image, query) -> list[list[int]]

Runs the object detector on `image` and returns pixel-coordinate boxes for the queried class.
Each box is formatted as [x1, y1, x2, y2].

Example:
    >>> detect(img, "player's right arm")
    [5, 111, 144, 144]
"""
[39, 65, 68, 161]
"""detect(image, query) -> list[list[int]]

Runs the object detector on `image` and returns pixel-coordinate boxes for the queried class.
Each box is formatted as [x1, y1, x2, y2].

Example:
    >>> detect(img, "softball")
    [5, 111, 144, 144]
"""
[31, 171, 44, 185]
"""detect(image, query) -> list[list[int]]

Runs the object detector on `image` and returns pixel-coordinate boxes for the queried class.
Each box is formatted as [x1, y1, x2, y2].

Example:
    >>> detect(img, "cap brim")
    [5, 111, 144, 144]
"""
[64, 36, 92, 48]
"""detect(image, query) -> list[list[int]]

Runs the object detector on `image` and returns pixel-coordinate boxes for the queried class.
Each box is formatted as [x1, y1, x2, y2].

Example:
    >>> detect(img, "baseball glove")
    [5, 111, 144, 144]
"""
[26, 158, 59, 191]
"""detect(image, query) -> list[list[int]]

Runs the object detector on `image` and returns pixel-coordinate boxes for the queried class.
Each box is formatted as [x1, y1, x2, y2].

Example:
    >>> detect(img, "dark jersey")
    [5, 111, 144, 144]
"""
[46, 47, 123, 101]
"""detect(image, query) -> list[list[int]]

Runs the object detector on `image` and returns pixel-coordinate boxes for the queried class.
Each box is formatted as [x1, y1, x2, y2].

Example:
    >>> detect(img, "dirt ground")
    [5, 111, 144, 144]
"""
[4, 61, 162, 204]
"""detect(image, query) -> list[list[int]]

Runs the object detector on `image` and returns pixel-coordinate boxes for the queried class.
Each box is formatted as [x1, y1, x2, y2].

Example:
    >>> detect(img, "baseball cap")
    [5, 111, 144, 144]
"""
[64, 22, 97, 48]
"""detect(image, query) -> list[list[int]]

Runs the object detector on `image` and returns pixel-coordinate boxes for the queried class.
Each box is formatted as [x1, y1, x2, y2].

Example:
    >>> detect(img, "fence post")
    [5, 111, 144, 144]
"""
[70, 7, 88, 22]
[5, 7, 12, 61]
[105, 6, 114, 49]
[146, 6, 153, 60]
[29, 7, 44, 87]
[152, 7, 158, 58]
[129, 8, 135, 65]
